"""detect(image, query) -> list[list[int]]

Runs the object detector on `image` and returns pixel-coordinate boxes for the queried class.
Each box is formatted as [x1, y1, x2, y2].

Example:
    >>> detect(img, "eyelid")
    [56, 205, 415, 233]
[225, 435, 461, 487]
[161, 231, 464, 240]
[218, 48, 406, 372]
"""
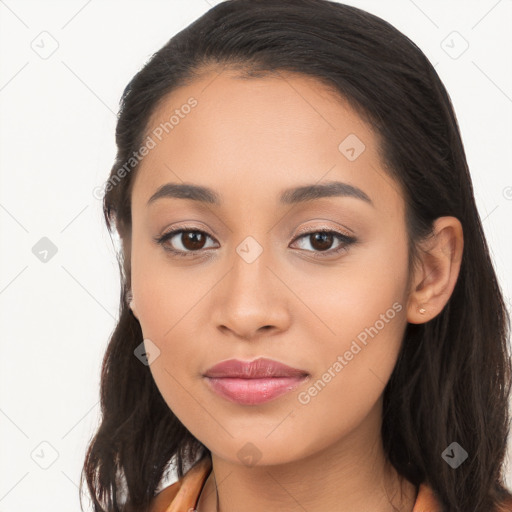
[153, 224, 219, 255]
[293, 222, 354, 239]
[289, 226, 356, 258]
[155, 222, 357, 258]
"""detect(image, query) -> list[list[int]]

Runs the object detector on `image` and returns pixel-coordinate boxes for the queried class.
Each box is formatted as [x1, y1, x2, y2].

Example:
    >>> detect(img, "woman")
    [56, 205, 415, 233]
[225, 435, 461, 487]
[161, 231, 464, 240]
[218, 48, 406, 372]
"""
[81, 1, 512, 510]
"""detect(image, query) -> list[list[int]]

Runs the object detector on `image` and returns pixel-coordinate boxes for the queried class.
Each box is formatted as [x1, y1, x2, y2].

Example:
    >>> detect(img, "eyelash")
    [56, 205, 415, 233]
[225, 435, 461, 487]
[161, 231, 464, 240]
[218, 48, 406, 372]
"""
[153, 226, 357, 260]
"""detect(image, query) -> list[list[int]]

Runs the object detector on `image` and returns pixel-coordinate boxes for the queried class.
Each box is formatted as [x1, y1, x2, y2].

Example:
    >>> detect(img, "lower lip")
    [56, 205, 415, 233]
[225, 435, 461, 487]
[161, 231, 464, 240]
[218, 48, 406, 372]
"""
[204, 376, 308, 405]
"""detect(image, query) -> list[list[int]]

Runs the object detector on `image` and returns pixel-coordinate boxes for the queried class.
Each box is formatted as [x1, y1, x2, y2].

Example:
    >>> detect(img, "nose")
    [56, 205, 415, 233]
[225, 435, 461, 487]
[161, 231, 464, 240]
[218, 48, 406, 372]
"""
[210, 245, 292, 341]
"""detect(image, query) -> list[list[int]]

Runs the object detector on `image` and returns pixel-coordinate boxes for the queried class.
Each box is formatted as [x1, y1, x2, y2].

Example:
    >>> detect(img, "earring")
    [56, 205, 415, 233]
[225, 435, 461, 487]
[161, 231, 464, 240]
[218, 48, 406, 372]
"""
[418, 306, 426, 314]
[126, 290, 133, 308]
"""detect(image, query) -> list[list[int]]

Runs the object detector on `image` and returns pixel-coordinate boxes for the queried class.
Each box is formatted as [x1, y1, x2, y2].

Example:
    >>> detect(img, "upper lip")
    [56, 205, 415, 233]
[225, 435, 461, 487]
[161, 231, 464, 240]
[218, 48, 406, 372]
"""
[203, 358, 309, 379]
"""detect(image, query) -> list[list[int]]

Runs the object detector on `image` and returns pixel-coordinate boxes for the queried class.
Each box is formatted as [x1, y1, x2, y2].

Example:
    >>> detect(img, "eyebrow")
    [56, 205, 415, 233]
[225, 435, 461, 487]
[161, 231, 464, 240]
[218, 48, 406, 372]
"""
[147, 180, 373, 207]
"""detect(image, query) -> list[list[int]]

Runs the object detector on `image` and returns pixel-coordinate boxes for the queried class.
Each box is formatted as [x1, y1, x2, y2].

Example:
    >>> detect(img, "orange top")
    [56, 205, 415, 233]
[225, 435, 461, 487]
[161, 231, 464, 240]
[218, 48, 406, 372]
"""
[149, 456, 449, 512]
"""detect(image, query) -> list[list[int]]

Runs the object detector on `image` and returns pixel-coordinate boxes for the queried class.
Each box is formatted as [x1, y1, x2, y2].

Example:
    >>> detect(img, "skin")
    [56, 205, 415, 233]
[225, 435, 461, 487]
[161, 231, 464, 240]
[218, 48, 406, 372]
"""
[128, 69, 464, 512]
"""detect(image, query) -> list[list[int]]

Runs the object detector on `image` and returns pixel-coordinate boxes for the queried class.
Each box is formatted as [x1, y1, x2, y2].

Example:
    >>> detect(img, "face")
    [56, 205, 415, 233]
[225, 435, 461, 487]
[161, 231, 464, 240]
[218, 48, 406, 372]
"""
[129, 69, 411, 466]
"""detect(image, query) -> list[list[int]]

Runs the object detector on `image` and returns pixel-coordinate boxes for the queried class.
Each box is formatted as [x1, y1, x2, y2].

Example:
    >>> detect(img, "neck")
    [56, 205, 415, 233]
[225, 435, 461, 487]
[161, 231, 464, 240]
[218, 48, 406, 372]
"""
[196, 400, 417, 512]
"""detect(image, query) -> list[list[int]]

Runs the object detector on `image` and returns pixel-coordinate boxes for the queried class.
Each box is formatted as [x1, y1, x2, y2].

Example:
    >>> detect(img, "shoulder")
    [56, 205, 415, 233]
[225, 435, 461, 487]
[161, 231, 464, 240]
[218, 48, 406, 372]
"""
[413, 483, 443, 512]
[148, 456, 213, 512]
[496, 494, 512, 512]
[149, 481, 182, 512]
[413, 483, 512, 512]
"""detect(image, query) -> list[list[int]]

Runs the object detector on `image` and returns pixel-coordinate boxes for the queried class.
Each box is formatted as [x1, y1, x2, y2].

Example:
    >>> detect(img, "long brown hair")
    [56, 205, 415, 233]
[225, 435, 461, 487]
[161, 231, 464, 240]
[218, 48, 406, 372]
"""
[81, 1, 512, 510]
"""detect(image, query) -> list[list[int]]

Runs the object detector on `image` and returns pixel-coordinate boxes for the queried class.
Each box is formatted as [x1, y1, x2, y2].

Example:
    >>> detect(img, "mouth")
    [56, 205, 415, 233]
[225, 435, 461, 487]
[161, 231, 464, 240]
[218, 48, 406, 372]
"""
[204, 375, 309, 405]
[203, 357, 310, 405]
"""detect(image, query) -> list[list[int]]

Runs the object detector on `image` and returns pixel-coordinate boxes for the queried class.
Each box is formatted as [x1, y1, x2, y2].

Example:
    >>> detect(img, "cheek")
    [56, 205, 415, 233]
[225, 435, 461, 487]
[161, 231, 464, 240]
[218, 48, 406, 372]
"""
[130, 239, 211, 426]
[130, 232, 191, 338]
[290, 228, 409, 354]
[148, 353, 199, 429]
[278, 278, 408, 460]
[287, 234, 409, 426]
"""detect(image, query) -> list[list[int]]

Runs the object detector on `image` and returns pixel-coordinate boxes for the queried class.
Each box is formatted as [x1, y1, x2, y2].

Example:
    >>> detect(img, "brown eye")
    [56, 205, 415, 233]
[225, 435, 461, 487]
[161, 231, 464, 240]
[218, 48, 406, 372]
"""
[155, 228, 217, 257]
[308, 232, 335, 252]
[154, 227, 356, 260]
[291, 229, 356, 258]
[180, 230, 208, 251]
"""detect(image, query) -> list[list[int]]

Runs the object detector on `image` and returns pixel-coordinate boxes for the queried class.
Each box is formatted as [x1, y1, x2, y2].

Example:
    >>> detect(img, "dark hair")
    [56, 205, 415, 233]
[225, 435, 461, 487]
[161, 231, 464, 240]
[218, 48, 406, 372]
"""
[81, 1, 512, 511]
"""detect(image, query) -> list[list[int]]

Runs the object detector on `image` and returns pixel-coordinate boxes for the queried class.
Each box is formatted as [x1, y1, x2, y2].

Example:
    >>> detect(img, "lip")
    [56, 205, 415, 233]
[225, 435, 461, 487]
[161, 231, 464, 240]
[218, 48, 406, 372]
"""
[203, 357, 309, 378]
[203, 358, 309, 405]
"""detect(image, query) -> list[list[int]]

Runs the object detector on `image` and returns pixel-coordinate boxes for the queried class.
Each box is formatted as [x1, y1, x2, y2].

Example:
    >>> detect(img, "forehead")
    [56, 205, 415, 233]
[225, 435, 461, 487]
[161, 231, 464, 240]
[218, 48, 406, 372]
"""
[144, 69, 371, 153]
[131, 69, 403, 215]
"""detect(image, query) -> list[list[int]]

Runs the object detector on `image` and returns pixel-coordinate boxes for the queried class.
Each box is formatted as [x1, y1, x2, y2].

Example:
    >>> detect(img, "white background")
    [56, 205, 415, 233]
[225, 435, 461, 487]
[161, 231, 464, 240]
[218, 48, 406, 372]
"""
[0, 0, 511, 510]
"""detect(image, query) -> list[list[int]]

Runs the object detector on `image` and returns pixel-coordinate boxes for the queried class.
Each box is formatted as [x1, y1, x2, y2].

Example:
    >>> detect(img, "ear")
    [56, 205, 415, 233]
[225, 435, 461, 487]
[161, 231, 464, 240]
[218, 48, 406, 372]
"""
[407, 216, 464, 324]
[128, 293, 139, 320]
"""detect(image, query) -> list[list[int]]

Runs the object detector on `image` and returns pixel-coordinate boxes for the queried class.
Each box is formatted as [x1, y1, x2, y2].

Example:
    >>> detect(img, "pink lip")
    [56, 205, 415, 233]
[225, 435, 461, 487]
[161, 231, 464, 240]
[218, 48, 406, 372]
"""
[203, 358, 309, 405]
